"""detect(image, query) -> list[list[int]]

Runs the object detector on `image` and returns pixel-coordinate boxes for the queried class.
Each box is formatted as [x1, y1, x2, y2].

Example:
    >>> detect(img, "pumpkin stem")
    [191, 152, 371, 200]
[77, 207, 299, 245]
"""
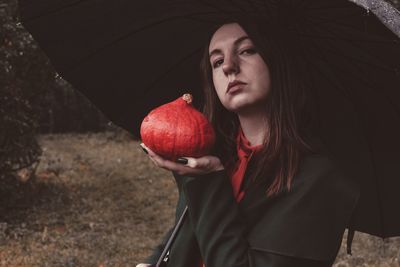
[182, 94, 193, 105]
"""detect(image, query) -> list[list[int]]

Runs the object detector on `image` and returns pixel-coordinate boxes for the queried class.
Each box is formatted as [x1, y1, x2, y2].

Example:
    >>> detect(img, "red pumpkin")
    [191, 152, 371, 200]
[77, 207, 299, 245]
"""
[140, 94, 216, 161]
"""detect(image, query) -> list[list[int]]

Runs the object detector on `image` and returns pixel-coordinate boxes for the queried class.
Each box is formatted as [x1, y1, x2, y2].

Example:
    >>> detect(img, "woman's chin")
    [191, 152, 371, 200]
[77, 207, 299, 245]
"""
[227, 102, 252, 114]
[228, 99, 267, 115]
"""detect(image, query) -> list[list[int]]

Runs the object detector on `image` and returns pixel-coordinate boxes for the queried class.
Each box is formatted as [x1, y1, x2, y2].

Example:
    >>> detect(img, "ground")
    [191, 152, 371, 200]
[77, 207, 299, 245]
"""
[0, 131, 399, 266]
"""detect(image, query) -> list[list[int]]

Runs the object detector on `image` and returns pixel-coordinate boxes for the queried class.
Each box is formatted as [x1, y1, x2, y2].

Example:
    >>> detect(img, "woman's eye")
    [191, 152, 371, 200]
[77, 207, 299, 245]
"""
[213, 59, 223, 68]
[240, 48, 256, 55]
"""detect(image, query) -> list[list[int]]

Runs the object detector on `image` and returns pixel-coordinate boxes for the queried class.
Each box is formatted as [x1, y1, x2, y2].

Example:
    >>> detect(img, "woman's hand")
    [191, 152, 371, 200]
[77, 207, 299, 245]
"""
[140, 143, 224, 176]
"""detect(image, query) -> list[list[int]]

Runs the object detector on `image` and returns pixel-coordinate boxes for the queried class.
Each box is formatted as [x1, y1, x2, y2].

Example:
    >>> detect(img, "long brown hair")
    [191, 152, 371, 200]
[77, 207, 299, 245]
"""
[200, 18, 319, 197]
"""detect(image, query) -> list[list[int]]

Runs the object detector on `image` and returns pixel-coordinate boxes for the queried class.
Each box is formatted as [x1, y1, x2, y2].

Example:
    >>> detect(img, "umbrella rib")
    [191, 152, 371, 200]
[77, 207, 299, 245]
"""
[285, 7, 400, 44]
[292, 0, 315, 10]
[196, 0, 229, 14]
[244, 0, 268, 11]
[21, 0, 89, 22]
[169, 0, 251, 20]
[254, 0, 272, 11]
[258, 0, 276, 22]
[325, 57, 390, 239]
[296, 32, 398, 44]
[64, 10, 258, 73]
[300, 6, 399, 42]
[303, 11, 400, 58]
[227, 0, 247, 13]
[306, 37, 400, 232]
[134, 45, 205, 105]
[21, 0, 234, 23]
[304, 17, 399, 44]
[303, 2, 364, 11]
[305, 21, 399, 72]
[302, 22, 400, 123]
[300, 47, 352, 100]
[303, 11, 375, 36]
[310, 37, 397, 73]
[327, 41, 397, 73]
[261, 0, 277, 18]
[305, 17, 363, 36]
[302, 4, 359, 19]
[319, 44, 400, 120]
[304, 27, 400, 119]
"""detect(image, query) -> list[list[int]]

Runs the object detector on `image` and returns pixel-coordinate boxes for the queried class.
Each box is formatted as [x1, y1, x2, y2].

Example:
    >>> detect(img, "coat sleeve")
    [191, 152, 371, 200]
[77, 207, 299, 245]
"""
[172, 154, 360, 267]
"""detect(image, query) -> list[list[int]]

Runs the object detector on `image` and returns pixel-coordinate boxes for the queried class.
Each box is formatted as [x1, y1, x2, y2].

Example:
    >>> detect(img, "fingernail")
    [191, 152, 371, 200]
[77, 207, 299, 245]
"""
[176, 157, 188, 164]
[140, 145, 148, 154]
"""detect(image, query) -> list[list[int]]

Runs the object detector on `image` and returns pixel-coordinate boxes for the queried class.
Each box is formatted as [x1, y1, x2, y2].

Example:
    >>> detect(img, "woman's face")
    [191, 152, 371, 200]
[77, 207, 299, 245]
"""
[208, 23, 271, 113]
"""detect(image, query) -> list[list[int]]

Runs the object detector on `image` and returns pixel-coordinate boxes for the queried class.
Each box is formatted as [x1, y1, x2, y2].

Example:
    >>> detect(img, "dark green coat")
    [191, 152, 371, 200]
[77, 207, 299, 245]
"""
[145, 148, 360, 267]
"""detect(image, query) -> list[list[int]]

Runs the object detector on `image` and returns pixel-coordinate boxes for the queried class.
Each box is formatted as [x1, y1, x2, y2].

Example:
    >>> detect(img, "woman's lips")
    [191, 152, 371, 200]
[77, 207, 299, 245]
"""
[227, 80, 247, 94]
[227, 84, 245, 94]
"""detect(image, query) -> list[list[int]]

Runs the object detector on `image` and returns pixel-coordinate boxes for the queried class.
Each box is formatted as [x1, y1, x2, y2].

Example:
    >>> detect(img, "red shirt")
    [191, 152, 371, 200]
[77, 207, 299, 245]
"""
[200, 126, 263, 267]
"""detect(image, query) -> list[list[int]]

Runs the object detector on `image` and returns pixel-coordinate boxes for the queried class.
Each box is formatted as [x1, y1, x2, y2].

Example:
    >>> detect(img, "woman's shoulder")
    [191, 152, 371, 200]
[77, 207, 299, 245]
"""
[298, 151, 339, 182]
[296, 149, 359, 197]
[247, 150, 361, 262]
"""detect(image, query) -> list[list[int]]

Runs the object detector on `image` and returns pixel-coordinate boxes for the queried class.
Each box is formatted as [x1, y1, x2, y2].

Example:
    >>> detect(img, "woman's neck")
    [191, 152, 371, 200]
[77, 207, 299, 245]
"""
[237, 111, 268, 146]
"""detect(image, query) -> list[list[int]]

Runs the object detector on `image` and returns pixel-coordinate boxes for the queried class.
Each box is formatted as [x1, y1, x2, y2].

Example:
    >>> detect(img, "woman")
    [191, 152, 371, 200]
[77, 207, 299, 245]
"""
[137, 19, 360, 267]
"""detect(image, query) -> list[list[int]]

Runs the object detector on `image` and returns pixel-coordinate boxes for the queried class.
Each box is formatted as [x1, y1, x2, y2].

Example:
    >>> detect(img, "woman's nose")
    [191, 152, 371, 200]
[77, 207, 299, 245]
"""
[222, 56, 239, 75]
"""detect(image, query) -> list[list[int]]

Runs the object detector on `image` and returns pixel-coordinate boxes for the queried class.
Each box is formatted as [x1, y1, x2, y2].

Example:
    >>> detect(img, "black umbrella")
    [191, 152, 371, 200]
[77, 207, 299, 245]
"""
[18, 0, 400, 248]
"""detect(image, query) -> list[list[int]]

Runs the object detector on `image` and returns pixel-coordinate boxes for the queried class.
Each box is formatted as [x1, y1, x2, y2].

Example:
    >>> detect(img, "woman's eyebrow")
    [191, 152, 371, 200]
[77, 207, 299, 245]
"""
[209, 36, 250, 59]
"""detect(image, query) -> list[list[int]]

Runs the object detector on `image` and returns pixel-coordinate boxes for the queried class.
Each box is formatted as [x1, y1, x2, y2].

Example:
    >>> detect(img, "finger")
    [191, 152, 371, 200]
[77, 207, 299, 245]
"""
[140, 143, 165, 167]
[155, 157, 206, 175]
[148, 156, 159, 167]
[136, 264, 151, 267]
[185, 157, 212, 170]
[140, 143, 157, 157]
[139, 143, 149, 154]
[172, 158, 210, 175]
[149, 153, 168, 168]
[162, 158, 194, 173]
[140, 143, 206, 174]
[140, 143, 166, 164]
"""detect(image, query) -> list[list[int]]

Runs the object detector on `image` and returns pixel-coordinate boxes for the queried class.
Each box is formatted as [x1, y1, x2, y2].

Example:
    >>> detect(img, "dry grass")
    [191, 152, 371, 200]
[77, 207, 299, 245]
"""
[0, 131, 399, 266]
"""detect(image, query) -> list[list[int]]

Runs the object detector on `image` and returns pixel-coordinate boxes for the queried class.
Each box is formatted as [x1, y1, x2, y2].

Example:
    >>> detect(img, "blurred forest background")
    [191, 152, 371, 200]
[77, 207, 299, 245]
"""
[1, 0, 400, 266]
[1, 0, 113, 184]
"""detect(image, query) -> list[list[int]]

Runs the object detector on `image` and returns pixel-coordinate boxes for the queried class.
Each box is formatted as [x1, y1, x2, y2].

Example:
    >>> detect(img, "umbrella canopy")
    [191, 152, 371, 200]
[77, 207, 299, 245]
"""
[18, 0, 400, 240]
